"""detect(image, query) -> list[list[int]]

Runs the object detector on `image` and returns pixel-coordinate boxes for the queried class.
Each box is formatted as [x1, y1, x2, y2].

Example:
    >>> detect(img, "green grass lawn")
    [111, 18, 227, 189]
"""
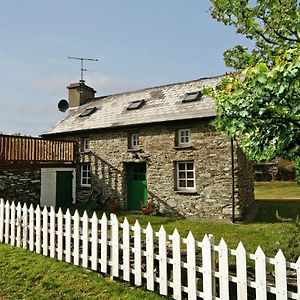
[255, 181, 300, 199]
[0, 244, 165, 300]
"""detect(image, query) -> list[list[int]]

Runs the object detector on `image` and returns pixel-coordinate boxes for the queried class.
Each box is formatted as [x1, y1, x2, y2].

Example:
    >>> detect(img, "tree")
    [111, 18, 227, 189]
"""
[207, 0, 300, 182]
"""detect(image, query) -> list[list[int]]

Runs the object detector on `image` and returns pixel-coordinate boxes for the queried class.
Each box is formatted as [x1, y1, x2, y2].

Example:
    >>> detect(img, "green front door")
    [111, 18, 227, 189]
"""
[56, 171, 73, 207]
[126, 163, 148, 210]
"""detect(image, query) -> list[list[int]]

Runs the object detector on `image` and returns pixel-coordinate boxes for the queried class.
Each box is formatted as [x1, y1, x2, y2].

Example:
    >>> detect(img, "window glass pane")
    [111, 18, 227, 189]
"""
[187, 180, 194, 187]
[179, 180, 186, 187]
[127, 100, 145, 110]
[179, 171, 186, 178]
[187, 171, 194, 178]
[178, 163, 185, 170]
[187, 163, 194, 170]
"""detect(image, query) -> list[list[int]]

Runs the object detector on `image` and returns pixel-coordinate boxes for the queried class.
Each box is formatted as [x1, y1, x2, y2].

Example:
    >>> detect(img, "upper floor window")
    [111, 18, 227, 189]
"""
[81, 137, 90, 152]
[81, 163, 91, 187]
[130, 133, 140, 150]
[176, 161, 196, 191]
[178, 129, 191, 147]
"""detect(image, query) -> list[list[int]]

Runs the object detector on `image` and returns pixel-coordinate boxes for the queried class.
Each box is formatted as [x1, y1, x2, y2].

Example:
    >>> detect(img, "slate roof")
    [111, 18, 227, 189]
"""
[45, 75, 223, 135]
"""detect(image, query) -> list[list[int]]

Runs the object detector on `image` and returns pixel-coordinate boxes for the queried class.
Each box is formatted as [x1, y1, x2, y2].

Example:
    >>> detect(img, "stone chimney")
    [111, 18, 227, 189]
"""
[67, 80, 96, 108]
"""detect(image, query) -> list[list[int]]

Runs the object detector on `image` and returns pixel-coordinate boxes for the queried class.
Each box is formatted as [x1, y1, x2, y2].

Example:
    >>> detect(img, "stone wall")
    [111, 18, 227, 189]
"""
[60, 119, 254, 221]
[0, 168, 41, 205]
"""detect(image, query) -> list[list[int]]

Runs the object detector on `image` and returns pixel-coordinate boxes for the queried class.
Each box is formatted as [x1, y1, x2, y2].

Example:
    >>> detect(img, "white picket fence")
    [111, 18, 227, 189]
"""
[0, 199, 299, 300]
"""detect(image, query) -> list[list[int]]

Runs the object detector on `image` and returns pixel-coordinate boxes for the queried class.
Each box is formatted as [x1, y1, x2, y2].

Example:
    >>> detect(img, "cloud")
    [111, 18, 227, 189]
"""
[27, 73, 141, 97]
[85, 73, 141, 95]
[26, 74, 72, 96]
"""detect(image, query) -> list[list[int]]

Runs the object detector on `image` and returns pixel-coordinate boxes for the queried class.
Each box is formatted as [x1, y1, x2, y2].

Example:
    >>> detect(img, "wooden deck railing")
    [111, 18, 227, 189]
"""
[0, 134, 77, 166]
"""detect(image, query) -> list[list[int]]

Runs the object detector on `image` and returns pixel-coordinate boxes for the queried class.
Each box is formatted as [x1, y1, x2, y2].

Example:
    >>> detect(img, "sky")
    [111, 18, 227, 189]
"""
[0, 0, 252, 136]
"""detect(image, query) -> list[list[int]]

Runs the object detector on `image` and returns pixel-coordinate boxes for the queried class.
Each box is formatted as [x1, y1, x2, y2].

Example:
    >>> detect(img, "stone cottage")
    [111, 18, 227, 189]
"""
[43, 76, 254, 220]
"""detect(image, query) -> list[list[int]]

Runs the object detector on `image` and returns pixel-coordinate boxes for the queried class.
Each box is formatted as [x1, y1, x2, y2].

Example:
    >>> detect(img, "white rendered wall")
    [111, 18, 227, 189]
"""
[40, 168, 76, 207]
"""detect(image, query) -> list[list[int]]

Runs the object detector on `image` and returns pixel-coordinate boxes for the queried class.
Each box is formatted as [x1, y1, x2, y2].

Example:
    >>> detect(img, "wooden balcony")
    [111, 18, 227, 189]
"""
[0, 134, 77, 168]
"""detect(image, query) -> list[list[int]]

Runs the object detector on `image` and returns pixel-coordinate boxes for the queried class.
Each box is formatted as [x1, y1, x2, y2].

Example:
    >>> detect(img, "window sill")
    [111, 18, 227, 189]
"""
[80, 185, 91, 189]
[175, 190, 198, 195]
[174, 145, 194, 150]
[128, 148, 142, 152]
[80, 150, 92, 154]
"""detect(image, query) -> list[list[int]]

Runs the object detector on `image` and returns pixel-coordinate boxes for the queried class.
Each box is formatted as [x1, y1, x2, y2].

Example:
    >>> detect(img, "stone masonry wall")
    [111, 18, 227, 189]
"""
[60, 119, 254, 220]
[0, 168, 41, 205]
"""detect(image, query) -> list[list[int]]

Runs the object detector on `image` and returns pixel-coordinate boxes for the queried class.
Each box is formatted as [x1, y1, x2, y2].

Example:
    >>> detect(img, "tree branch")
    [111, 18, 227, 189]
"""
[255, 30, 281, 46]
[273, 29, 300, 43]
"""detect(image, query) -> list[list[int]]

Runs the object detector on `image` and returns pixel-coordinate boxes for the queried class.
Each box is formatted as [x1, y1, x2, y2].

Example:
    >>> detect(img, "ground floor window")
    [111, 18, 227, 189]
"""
[176, 161, 195, 191]
[81, 163, 91, 187]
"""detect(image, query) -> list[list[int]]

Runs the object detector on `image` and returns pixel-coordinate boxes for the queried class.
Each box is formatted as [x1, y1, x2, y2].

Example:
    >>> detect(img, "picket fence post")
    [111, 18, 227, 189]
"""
[203, 234, 214, 300]
[10, 202, 16, 246]
[22, 203, 28, 249]
[172, 228, 182, 300]
[42, 206, 48, 256]
[82, 211, 89, 268]
[49, 206, 56, 258]
[29, 204, 35, 251]
[16, 202, 22, 247]
[158, 225, 168, 296]
[91, 212, 98, 271]
[187, 232, 197, 300]
[274, 250, 287, 299]
[65, 209, 72, 263]
[0, 199, 4, 242]
[100, 213, 108, 273]
[236, 242, 248, 299]
[133, 220, 142, 286]
[5, 201, 10, 244]
[35, 205, 41, 254]
[296, 256, 300, 299]
[122, 218, 130, 282]
[255, 246, 267, 300]
[218, 238, 230, 300]
[111, 214, 119, 278]
[146, 222, 154, 291]
[57, 208, 63, 261]
[73, 210, 80, 266]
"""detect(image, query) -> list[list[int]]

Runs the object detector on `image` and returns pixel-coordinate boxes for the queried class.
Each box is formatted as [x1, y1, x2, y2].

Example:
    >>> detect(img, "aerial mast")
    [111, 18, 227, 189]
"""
[67, 56, 99, 83]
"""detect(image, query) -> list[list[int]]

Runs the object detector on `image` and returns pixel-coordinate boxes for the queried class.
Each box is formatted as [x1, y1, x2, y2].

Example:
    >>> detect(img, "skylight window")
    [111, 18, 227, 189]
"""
[127, 99, 145, 110]
[182, 91, 202, 103]
[79, 107, 97, 117]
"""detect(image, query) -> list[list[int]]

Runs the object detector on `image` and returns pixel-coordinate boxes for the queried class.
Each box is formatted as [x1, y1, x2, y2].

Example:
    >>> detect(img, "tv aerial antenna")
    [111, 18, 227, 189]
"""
[67, 56, 99, 82]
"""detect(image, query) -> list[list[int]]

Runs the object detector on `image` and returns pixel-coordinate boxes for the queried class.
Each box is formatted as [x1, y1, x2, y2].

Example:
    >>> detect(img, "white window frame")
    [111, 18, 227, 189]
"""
[176, 161, 196, 191]
[178, 129, 191, 147]
[81, 163, 91, 187]
[82, 137, 90, 152]
[130, 133, 140, 149]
